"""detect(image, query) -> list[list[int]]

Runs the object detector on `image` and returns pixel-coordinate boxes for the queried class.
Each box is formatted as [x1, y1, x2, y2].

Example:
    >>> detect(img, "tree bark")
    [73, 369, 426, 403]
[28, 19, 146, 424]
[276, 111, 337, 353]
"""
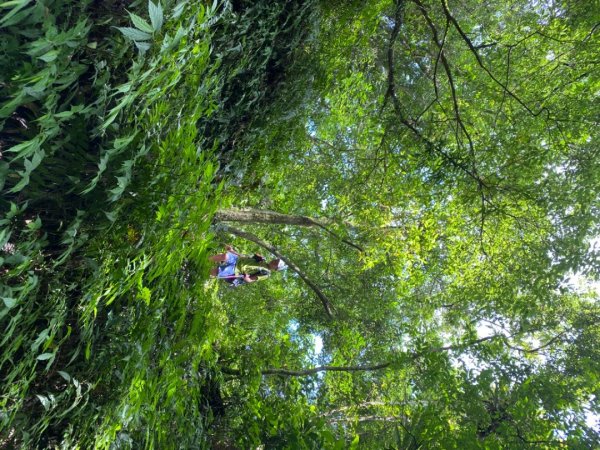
[215, 208, 364, 252]
[215, 208, 327, 227]
[221, 225, 335, 319]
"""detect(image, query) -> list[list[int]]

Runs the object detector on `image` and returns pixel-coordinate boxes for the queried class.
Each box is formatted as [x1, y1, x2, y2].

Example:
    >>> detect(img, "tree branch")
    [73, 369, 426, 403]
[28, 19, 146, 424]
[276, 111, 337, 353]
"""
[221, 334, 507, 377]
[412, 0, 488, 254]
[220, 225, 335, 319]
[328, 415, 399, 424]
[222, 361, 391, 377]
[505, 332, 566, 354]
[440, 0, 540, 116]
[215, 208, 364, 252]
[384, 3, 486, 190]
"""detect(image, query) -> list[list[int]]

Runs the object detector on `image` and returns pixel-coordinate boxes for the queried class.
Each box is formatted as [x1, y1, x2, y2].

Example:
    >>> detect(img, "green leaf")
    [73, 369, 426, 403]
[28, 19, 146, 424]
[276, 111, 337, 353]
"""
[171, 25, 186, 48]
[116, 27, 152, 42]
[38, 49, 59, 62]
[135, 41, 151, 53]
[116, 82, 132, 93]
[0, 0, 30, 27]
[0, 89, 26, 118]
[0, 0, 30, 7]
[37, 352, 54, 360]
[54, 104, 85, 119]
[128, 11, 154, 34]
[24, 148, 44, 172]
[9, 148, 44, 193]
[6, 136, 42, 160]
[57, 371, 71, 382]
[172, 1, 187, 19]
[9, 173, 29, 193]
[0, 227, 10, 247]
[36, 394, 51, 411]
[139, 287, 151, 305]
[26, 217, 42, 230]
[113, 132, 138, 150]
[149, 1, 164, 32]
[208, 0, 218, 16]
[4, 253, 27, 265]
[2, 297, 17, 308]
[0, 161, 8, 191]
[104, 209, 118, 222]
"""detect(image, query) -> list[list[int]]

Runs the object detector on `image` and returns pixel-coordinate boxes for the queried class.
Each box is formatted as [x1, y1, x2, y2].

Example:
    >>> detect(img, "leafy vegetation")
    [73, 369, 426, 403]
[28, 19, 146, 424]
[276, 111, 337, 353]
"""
[1, 0, 599, 448]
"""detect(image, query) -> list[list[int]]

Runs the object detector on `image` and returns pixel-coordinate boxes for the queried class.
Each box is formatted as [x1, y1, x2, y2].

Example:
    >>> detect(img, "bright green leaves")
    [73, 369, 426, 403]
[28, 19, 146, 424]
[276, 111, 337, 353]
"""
[117, 26, 152, 43]
[118, 2, 165, 53]
[2, 0, 598, 447]
[212, 0, 600, 446]
[36, 352, 54, 361]
[128, 12, 154, 34]
[9, 148, 45, 193]
[0, 0, 224, 447]
[148, 1, 164, 32]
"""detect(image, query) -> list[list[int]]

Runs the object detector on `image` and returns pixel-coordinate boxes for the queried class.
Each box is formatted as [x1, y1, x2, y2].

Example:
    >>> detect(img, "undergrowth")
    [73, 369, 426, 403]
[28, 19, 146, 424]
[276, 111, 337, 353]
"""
[1, 0, 319, 447]
[1, 0, 236, 448]
[0, 0, 224, 447]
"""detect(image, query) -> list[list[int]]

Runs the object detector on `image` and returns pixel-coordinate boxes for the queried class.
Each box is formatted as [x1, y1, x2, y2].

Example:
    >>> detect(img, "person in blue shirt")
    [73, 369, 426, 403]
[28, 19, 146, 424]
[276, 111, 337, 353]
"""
[209, 245, 286, 286]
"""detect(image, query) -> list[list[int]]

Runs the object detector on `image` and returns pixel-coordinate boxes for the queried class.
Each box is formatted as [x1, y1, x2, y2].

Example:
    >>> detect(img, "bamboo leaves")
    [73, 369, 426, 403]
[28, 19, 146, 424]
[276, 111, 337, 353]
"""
[1, 0, 226, 445]
[129, 13, 154, 34]
[9, 148, 45, 193]
[0, 0, 33, 28]
[2, 297, 17, 308]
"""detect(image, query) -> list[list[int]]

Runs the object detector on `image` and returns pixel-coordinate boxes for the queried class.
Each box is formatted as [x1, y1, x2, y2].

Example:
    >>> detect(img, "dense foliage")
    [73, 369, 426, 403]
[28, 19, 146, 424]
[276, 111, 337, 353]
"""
[1, 0, 598, 448]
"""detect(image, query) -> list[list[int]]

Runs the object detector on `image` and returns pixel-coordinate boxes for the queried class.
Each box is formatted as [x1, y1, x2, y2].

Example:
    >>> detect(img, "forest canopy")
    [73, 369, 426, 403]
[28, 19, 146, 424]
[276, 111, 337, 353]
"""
[1, 0, 598, 448]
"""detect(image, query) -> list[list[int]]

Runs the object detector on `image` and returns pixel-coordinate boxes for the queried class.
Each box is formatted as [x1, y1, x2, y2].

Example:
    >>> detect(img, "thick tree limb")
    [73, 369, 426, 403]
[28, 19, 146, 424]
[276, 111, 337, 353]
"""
[220, 224, 335, 319]
[215, 208, 364, 252]
[327, 415, 399, 424]
[215, 207, 325, 226]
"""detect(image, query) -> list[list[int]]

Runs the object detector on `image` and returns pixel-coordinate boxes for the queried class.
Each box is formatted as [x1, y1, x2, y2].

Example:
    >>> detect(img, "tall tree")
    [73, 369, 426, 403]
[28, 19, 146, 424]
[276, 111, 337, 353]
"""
[209, 0, 599, 445]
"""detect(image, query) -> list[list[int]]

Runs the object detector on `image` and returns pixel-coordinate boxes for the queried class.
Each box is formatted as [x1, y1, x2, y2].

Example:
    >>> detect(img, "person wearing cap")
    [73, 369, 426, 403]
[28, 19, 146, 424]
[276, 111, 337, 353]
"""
[209, 245, 286, 286]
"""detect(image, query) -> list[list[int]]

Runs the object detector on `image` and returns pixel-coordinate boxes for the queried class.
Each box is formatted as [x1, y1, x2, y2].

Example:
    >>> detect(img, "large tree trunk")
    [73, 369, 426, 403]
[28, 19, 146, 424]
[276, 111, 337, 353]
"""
[215, 208, 364, 252]
[214, 208, 326, 227]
